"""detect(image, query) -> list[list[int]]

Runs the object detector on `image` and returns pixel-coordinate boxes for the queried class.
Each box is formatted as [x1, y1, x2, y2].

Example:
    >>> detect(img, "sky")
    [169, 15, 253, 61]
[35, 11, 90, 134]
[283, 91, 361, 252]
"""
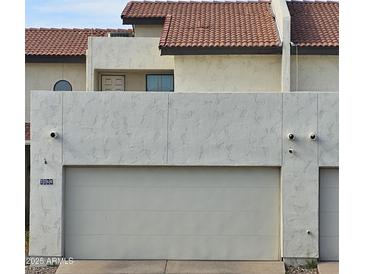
[25, 0, 217, 29]
[26, 0, 131, 28]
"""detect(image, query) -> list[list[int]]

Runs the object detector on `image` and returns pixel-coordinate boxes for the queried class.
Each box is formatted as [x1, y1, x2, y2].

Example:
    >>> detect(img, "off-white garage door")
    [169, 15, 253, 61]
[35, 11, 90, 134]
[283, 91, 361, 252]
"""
[320, 168, 339, 261]
[65, 167, 280, 260]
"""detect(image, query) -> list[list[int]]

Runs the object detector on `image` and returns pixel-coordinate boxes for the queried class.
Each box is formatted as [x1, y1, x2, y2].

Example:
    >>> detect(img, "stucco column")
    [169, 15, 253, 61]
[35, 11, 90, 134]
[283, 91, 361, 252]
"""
[29, 91, 64, 257]
[282, 93, 319, 263]
[271, 0, 291, 92]
[85, 37, 94, 91]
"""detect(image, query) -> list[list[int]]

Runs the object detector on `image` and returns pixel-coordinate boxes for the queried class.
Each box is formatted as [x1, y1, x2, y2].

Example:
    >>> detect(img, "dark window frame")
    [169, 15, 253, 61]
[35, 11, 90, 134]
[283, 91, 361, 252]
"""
[53, 80, 72, 91]
[145, 74, 174, 92]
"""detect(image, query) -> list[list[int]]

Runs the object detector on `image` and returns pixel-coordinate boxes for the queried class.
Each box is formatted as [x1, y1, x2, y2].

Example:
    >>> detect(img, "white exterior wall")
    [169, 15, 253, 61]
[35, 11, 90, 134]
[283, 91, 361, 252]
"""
[134, 25, 163, 37]
[291, 55, 339, 92]
[25, 63, 86, 122]
[174, 55, 282, 92]
[30, 91, 338, 261]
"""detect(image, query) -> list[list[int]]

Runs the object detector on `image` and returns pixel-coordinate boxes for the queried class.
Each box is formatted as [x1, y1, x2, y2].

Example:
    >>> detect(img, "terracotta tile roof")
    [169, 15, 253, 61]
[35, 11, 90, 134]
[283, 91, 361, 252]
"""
[122, 1, 281, 49]
[25, 123, 30, 141]
[25, 28, 131, 56]
[287, 1, 339, 47]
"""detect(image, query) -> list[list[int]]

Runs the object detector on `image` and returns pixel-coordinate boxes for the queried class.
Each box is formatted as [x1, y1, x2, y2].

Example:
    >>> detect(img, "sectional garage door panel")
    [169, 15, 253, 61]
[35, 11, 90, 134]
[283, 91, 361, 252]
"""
[65, 167, 280, 260]
[320, 168, 339, 261]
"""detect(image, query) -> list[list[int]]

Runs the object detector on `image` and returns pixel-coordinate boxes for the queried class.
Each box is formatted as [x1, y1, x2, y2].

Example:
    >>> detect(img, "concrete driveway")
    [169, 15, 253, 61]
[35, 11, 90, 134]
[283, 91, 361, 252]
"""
[318, 262, 339, 274]
[56, 260, 285, 274]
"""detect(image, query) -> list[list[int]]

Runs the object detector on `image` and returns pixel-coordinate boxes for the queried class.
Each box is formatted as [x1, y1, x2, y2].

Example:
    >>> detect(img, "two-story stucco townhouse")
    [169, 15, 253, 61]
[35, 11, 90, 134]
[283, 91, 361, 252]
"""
[29, 0, 339, 266]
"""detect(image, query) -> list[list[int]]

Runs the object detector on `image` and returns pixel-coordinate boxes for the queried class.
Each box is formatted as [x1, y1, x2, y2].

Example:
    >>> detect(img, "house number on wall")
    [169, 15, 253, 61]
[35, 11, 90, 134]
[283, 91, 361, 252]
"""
[40, 179, 53, 185]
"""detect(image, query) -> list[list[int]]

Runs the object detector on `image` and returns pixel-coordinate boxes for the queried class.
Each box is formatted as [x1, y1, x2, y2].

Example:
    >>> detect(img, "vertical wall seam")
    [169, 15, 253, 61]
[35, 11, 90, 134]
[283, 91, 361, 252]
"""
[280, 92, 284, 258]
[317, 93, 319, 168]
[316, 92, 320, 257]
[61, 93, 64, 164]
[61, 92, 64, 256]
[166, 93, 169, 164]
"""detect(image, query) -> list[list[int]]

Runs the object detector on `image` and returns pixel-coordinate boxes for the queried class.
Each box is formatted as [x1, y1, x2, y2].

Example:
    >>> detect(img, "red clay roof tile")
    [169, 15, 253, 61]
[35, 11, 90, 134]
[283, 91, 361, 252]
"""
[25, 28, 131, 56]
[287, 1, 339, 47]
[122, 1, 281, 49]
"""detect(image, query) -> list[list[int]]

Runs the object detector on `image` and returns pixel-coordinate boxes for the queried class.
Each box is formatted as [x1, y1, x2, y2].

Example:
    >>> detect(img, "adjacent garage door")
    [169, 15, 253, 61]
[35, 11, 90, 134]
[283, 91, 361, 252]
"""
[320, 168, 339, 261]
[65, 167, 280, 260]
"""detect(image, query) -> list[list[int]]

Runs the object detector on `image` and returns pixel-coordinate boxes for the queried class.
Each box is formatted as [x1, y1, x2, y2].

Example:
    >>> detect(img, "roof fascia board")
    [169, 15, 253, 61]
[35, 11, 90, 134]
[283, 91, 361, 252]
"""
[290, 46, 339, 55]
[160, 46, 282, 56]
[122, 17, 165, 25]
[25, 55, 86, 63]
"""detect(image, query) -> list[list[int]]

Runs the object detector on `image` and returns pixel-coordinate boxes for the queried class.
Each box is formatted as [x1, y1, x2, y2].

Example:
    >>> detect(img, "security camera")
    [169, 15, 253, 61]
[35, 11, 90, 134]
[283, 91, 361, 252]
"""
[288, 133, 295, 140]
[309, 133, 316, 141]
[50, 131, 58, 139]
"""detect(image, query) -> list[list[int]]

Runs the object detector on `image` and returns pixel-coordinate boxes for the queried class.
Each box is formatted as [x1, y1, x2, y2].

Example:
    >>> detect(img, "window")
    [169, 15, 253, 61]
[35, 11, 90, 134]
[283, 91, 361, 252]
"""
[146, 74, 174, 92]
[53, 80, 72, 91]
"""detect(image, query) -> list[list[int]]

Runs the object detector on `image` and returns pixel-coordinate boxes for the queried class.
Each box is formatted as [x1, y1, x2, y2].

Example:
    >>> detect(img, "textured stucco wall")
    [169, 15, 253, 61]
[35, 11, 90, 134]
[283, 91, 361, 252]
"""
[30, 92, 63, 256]
[30, 91, 338, 260]
[134, 25, 163, 37]
[25, 63, 86, 122]
[290, 55, 339, 92]
[86, 37, 174, 91]
[174, 55, 282, 92]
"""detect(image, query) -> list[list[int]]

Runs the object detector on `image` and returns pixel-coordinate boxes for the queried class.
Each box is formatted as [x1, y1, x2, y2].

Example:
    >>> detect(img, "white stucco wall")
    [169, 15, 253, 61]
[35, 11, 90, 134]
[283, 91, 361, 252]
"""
[25, 63, 86, 122]
[30, 91, 338, 261]
[174, 55, 282, 92]
[134, 25, 163, 37]
[86, 37, 174, 91]
[291, 55, 339, 92]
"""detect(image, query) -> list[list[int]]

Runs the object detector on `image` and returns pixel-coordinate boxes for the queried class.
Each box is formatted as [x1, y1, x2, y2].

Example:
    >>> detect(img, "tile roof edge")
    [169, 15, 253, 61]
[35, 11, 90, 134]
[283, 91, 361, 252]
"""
[122, 1, 134, 17]
[25, 28, 132, 31]
[286, 0, 338, 2]
[123, 0, 272, 3]
[159, 15, 173, 48]
[25, 53, 86, 56]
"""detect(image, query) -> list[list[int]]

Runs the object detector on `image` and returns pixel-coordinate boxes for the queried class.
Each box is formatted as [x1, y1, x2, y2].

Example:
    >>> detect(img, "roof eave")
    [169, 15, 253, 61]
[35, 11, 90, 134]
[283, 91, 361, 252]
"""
[25, 55, 86, 63]
[290, 46, 339, 55]
[160, 46, 282, 56]
[122, 17, 165, 25]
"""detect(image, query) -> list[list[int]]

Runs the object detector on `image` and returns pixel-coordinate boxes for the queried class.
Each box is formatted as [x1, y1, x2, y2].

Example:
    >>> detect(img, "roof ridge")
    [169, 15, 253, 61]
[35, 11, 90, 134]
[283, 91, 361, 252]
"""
[25, 28, 131, 31]
[126, 0, 271, 3]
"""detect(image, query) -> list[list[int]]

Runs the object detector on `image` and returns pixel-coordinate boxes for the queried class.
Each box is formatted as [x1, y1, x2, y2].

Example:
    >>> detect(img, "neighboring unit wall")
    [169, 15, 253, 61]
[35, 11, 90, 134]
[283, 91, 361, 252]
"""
[291, 55, 339, 92]
[174, 55, 281, 92]
[134, 25, 163, 37]
[86, 37, 174, 91]
[25, 63, 86, 121]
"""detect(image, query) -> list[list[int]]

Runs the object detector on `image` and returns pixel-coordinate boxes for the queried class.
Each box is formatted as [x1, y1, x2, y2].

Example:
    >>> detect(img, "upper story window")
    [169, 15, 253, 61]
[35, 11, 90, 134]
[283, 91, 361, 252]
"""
[53, 80, 72, 91]
[146, 74, 174, 92]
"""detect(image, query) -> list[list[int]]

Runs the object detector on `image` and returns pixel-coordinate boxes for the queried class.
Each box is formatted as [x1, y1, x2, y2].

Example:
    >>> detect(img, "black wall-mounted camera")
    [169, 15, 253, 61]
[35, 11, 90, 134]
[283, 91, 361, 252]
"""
[50, 131, 58, 139]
